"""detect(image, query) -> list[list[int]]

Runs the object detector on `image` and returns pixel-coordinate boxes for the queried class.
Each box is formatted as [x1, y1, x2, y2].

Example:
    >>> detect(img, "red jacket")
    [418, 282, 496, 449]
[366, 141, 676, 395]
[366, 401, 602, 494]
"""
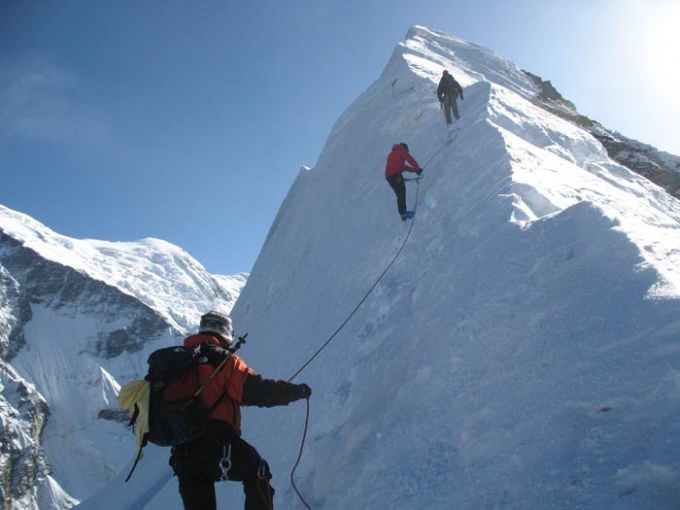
[178, 334, 306, 433]
[385, 144, 420, 178]
[183, 334, 253, 431]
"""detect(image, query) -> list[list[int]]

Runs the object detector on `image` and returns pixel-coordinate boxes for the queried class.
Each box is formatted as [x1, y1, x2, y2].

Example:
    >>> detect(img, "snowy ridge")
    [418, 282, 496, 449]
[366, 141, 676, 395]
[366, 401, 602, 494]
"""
[81, 26, 680, 509]
[233, 26, 680, 509]
[397, 26, 680, 295]
[487, 85, 680, 296]
[0, 204, 245, 332]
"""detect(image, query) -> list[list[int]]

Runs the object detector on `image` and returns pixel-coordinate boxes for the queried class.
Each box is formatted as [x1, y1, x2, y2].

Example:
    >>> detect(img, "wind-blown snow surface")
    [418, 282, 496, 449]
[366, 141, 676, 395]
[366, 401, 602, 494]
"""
[84, 26, 680, 509]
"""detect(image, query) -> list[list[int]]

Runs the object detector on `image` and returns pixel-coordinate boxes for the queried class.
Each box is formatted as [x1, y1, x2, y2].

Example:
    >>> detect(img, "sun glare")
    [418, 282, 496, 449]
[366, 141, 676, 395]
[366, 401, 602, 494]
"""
[644, 2, 680, 112]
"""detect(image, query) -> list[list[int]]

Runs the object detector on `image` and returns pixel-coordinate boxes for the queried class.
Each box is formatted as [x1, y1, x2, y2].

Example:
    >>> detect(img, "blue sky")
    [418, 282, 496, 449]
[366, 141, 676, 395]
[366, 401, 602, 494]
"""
[2, 0, 678, 275]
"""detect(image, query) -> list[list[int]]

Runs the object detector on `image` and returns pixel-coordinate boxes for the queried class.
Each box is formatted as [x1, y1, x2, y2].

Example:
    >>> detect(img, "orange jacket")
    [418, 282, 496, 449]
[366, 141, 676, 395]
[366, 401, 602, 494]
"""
[385, 144, 420, 178]
[183, 334, 253, 431]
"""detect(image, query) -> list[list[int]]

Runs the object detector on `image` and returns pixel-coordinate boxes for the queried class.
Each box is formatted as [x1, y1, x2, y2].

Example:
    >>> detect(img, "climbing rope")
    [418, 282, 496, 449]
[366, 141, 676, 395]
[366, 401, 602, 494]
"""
[287, 178, 420, 383]
[286, 134, 453, 508]
[426, 129, 459, 166]
[286, 133, 456, 382]
[289, 398, 312, 509]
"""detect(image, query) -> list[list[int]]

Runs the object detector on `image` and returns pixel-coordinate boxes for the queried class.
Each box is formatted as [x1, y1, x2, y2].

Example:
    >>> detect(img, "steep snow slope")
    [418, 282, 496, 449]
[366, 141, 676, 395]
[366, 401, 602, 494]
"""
[232, 26, 680, 509]
[81, 25, 680, 510]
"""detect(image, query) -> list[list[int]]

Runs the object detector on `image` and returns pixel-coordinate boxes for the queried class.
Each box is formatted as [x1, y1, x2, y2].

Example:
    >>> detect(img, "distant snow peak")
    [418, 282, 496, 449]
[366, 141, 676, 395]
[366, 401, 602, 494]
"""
[0, 202, 247, 508]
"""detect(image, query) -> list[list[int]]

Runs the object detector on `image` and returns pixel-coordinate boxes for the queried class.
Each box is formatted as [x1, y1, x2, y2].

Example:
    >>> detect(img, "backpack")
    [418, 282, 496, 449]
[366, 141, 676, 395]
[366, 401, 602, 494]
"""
[147, 345, 231, 446]
[118, 344, 231, 481]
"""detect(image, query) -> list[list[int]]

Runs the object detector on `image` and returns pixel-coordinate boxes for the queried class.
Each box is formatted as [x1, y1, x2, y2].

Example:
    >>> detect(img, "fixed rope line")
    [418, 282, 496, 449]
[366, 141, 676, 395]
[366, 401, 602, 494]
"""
[289, 398, 312, 509]
[287, 136, 448, 383]
[286, 135, 449, 509]
[424, 129, 458, 167]
[287, 178, 421, 383]
[287, 182, 420, 510]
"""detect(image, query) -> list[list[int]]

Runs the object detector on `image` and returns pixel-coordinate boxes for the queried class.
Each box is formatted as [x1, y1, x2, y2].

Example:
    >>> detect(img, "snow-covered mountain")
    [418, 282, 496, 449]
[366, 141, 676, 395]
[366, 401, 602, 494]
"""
[0, 204, 246, 508]
[21, 24, 680, 509]
[228, 27, 680, 509]
[522, 71, 680, 200]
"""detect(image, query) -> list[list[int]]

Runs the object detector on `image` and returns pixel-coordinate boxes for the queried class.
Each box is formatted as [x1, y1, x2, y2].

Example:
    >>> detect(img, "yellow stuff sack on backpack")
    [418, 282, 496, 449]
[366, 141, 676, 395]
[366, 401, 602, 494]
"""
[117, 379, 150, 449]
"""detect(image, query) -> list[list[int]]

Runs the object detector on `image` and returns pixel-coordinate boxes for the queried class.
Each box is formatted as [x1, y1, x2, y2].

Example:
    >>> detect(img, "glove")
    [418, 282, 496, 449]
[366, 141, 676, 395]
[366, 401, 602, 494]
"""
[296, 383, 312, 399]
[416, 168, 423, 176]
[460, 93, 464, 101]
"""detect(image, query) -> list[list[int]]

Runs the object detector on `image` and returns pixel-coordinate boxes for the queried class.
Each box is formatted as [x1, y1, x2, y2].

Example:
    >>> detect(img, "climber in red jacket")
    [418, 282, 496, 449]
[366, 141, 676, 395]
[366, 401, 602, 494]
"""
[385, 142, 422, 220]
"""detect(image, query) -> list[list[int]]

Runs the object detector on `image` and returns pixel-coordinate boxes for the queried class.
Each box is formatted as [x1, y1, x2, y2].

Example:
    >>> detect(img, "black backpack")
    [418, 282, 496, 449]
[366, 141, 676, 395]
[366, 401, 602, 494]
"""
[144, 345, 228, 447]
[122, 344, 234, 482]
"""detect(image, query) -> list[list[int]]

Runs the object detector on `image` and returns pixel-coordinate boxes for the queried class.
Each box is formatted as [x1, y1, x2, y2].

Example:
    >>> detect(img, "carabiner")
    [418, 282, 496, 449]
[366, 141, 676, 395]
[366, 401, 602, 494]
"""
[219, 443, 232, 480]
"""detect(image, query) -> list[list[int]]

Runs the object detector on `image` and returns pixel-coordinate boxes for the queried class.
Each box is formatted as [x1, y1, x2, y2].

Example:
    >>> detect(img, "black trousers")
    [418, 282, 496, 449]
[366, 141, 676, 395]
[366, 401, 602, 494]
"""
[170, 425, 274, 510]
[386, 174, 407, 216]
[442, 94, 460, 123]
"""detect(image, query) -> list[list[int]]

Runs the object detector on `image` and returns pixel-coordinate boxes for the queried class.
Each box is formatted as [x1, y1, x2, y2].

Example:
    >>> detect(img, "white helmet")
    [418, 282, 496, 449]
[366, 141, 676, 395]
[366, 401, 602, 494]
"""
[199, 310, 234, 346]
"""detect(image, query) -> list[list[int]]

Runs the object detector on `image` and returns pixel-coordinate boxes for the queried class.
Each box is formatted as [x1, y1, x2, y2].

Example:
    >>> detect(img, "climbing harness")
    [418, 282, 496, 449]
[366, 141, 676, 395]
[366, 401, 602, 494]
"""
[286, 134, 455, 508]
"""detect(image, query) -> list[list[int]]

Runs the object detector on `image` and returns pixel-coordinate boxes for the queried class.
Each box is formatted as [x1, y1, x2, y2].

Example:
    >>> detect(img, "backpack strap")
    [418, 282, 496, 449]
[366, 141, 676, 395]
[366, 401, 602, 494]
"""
[192, 351, 232, 398]
[128, 403, 140, 427]
[124, 441, 145, 483]
[169, 360, 231, 417]
[195, 358, 231, 417]
[209, 388, 230, 414]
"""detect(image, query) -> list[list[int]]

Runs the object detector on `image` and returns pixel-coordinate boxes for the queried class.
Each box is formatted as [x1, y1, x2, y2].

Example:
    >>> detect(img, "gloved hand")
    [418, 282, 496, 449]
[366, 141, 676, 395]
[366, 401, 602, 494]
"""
[416, 168, 423, 176]
[296, 383, 312, 399]
[460, 93, 464, 101]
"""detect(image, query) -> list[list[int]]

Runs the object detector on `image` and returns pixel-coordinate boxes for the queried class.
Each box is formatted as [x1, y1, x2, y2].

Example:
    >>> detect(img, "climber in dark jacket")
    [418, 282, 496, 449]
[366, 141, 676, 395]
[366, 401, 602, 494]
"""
[437, 70, 464, 124]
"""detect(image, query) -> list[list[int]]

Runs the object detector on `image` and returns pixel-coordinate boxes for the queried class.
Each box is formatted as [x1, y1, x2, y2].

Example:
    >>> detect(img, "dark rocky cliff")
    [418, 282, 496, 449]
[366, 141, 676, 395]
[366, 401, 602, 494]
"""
[526, 71, 680, 198]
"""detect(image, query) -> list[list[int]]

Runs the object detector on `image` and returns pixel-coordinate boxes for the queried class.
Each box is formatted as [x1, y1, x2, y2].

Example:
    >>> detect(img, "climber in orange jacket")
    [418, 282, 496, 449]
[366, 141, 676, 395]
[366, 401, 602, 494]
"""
[169, 311, 311, 510]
